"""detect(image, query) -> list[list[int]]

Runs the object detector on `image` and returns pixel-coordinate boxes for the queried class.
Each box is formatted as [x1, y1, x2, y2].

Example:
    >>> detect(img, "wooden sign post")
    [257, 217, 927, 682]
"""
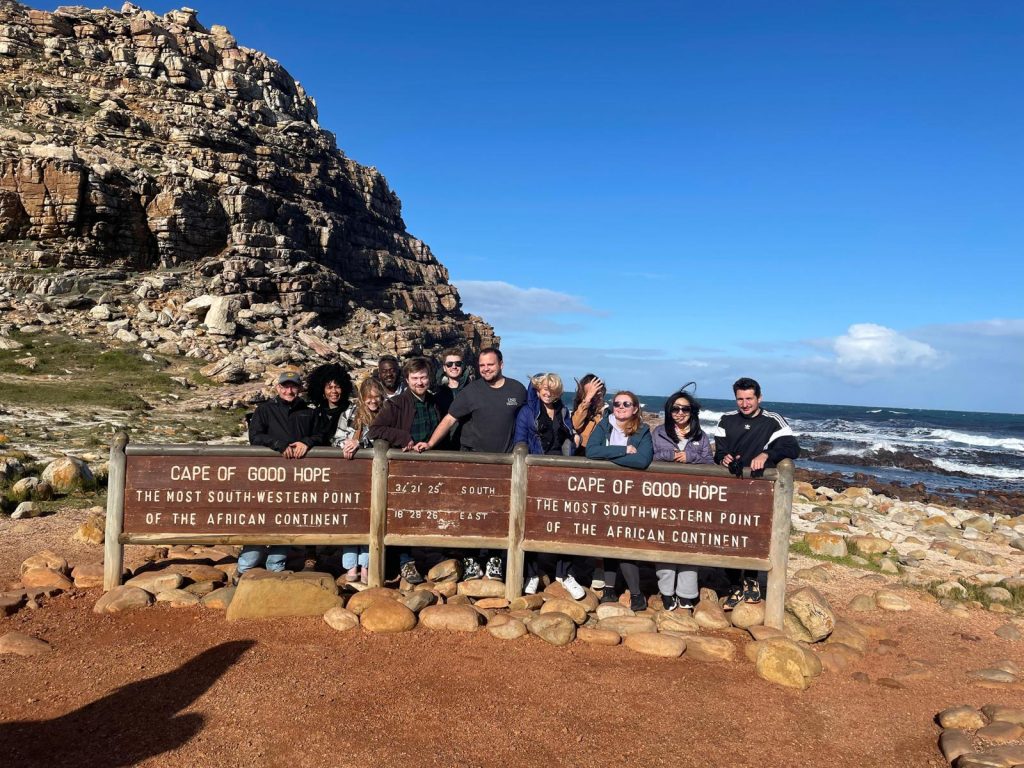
[103, 434, 793, 628]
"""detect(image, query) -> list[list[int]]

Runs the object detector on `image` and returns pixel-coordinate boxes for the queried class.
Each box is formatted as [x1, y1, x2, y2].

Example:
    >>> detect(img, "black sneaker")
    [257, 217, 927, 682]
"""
[677, 597, 696, 611]
[485, 557, 503, 580]
[722, 585, 744, 612]
[462, 557, 483, 580]
[400, 561, 424, 585]
[629, 592, 647, 612]
[600, 586, 618, 604]
[661, 594, 677, 612]
[743, 577, 762, 604]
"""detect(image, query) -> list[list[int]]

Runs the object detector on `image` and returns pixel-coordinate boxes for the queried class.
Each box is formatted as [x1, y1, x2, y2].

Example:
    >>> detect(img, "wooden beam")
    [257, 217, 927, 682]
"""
[103, 432, 128, 591]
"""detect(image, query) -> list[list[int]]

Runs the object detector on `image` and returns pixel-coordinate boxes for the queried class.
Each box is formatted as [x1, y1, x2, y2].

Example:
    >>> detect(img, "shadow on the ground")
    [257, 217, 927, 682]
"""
[0, 639, 255, 767]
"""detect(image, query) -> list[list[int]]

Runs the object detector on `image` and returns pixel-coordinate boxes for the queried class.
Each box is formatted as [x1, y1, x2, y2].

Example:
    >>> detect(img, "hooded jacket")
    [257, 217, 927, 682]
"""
[248, 396, 327, 453]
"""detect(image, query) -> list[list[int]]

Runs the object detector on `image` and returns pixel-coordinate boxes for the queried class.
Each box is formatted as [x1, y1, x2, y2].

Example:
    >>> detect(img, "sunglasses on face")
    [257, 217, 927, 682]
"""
[444, 361, 464, 368]
[671, 405, 692, 414]
[612, 400, 635, 408]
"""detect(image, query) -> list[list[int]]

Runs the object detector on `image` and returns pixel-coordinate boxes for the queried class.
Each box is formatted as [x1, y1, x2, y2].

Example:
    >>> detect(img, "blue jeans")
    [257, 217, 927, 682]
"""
[342, 546, 369, 569]
[237, 545, 289, 575]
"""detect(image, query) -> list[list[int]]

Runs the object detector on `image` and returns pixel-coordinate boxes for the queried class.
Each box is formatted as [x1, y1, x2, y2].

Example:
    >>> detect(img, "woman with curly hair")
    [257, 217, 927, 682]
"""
[306, 363, 352, 438]
[571, 373, 606, 456]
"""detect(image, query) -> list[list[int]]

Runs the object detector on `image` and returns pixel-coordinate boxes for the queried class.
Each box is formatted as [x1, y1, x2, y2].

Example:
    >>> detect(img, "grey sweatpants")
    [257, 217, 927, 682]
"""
[656, 563, 698, 599]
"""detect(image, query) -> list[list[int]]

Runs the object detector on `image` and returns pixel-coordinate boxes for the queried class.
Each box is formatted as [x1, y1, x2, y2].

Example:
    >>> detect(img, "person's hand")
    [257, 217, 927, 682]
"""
[412, 441, 430, 453]
[342, 439, 358, 459]
[582, 377, 604, 403]
[625, 445, 637, 454]
[750, 452, 769, 471]
[721, 453, 734, 467]
[401, 440, 416, 452]
[285, 441, 309, 459]
[673, 451, 687, 463]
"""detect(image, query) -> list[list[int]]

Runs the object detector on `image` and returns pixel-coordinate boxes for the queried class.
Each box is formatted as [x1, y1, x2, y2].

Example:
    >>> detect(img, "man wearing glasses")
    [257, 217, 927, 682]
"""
[239, 370, 328, 575]
[433, 347, 474, 450]
[423, 347, 527, 580]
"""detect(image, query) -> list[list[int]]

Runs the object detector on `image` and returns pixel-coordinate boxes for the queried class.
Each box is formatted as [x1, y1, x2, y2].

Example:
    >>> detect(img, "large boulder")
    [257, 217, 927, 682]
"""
[785, 586, 835, 641]
[40, 456, 95, 494]
[359, 600, 417, 633]
[419, 604, 483, 632]
[94, 586, 153, 614]
[226, 573, 341, 620]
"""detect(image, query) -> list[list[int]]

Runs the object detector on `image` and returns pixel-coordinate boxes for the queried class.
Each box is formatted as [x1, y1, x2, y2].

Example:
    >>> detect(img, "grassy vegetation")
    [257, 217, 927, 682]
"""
[789, 539, 886, 573]
[926, 578, 1024, 612]
[0, 332, 182, 410]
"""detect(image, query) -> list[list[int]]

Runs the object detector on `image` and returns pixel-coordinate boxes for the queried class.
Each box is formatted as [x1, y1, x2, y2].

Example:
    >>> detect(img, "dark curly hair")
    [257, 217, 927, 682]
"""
[306, 363, 352, 410]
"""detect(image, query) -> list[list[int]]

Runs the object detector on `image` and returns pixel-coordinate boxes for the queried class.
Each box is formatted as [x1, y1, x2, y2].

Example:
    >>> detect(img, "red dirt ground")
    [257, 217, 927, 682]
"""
[1, 509, 1022, 767]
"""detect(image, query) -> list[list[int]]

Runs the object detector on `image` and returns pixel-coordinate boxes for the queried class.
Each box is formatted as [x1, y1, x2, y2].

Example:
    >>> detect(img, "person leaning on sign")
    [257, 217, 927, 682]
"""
[585, 390, 654, 612]
[367, 356, 443, 585]
[652, 389, 712, 612]
[238, 370, 329, 576]
[713, 376, 800, 610]
[513, 372, 589, 600]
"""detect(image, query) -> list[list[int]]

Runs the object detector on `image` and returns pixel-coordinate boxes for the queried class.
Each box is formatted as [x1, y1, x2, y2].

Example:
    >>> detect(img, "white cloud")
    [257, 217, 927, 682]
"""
[456, 280, 604, 334]
[833, 323, 939, 371]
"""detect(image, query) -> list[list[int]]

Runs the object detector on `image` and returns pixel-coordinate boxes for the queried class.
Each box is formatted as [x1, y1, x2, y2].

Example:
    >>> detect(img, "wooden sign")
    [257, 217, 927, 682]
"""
[524, 464, 773, 558]
[386, 461, 510, 538]
[123, 455, 372, 535]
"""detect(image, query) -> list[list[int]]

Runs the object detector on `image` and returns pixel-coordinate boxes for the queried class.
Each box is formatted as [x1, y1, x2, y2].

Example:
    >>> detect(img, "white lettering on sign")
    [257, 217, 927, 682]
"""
[689, 482, 728, 502]
[170, 465, 210, 481]
[567, 475, 605, 493]
[293, 466, 331, 483]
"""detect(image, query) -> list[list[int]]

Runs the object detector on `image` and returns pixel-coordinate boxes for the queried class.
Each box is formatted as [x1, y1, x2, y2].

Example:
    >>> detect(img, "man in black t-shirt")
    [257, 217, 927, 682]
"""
[424, 347, 526, 578]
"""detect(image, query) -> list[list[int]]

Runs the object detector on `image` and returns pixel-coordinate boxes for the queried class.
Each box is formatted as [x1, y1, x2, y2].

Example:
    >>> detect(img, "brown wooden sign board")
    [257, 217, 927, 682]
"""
[123, 456, 372, 535]
[524, 464, 774, 558]
[385, 461, 510, 538]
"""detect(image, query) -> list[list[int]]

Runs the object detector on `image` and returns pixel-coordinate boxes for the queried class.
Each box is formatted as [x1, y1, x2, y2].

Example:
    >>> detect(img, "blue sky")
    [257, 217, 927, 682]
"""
[61, 2, 1023, 411]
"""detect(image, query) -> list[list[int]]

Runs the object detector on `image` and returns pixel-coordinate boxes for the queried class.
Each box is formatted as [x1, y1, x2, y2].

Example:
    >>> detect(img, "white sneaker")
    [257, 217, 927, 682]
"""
[562, 575, 586, 600]
[524, 576, 540, 595]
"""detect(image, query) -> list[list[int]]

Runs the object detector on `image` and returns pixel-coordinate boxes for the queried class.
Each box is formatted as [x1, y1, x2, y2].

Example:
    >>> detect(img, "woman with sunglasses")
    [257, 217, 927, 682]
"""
[586, 390, 654, 610]
[652, 390, 712, 611]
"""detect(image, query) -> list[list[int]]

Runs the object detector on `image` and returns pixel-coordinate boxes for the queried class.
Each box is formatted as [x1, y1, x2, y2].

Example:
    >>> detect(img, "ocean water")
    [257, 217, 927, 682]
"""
[635, 396, 1024, 495]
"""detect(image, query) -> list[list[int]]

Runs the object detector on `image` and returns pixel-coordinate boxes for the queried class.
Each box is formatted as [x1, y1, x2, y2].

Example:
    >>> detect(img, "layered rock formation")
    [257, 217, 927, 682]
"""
[0, 1, 495, 381]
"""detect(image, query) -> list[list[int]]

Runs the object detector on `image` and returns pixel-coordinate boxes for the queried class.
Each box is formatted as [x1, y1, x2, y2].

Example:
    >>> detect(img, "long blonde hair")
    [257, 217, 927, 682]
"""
[611, 390, 642, 436]
[354, 377, 385, 432]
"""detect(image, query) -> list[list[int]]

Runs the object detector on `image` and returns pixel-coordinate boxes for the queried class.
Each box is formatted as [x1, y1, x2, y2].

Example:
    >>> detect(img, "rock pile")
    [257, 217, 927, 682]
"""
[0, 1, 496, 398]
[936, 704, 1024, 767]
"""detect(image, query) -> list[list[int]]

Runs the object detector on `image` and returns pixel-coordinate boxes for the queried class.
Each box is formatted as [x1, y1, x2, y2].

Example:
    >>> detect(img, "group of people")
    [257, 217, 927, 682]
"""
[239, 346, 800, 614]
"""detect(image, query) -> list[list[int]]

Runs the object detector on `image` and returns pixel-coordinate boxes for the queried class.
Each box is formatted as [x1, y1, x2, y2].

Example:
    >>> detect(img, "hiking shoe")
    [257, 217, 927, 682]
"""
[485, 557, 503, 580]
[590, 578, 605, 591]
[743, 577, 762, 604]
[600, 586, 618, 604]
[629, 591, 647, 613]
[400, 561, 424, 585]
[524, 576, 540, 595]
[562, 575, 586, 600]
[677, 597, 697, 611]
[661, 593, 677, 612]
[462, 558, 483, 581]
[722, 585, 744, 611]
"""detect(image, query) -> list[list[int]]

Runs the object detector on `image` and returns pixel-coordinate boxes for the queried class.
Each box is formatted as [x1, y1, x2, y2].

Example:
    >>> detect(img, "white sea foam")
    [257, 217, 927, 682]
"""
[824, 441, 902, 457]
[928, 430, 1024, 453]
[932, 459, 1024, 480]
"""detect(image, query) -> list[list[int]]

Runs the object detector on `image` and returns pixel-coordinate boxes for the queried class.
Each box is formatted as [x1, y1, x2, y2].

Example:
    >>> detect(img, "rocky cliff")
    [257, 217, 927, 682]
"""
[0, 1, 496, 386]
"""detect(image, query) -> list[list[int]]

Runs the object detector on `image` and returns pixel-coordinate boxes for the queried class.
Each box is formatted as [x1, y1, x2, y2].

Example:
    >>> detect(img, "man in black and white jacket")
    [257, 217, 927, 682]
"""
[713, 376, 800, 608]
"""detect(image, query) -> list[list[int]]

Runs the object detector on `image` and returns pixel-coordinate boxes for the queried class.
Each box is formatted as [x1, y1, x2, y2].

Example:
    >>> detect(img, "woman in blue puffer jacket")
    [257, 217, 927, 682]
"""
[513, 373, 587, 598]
